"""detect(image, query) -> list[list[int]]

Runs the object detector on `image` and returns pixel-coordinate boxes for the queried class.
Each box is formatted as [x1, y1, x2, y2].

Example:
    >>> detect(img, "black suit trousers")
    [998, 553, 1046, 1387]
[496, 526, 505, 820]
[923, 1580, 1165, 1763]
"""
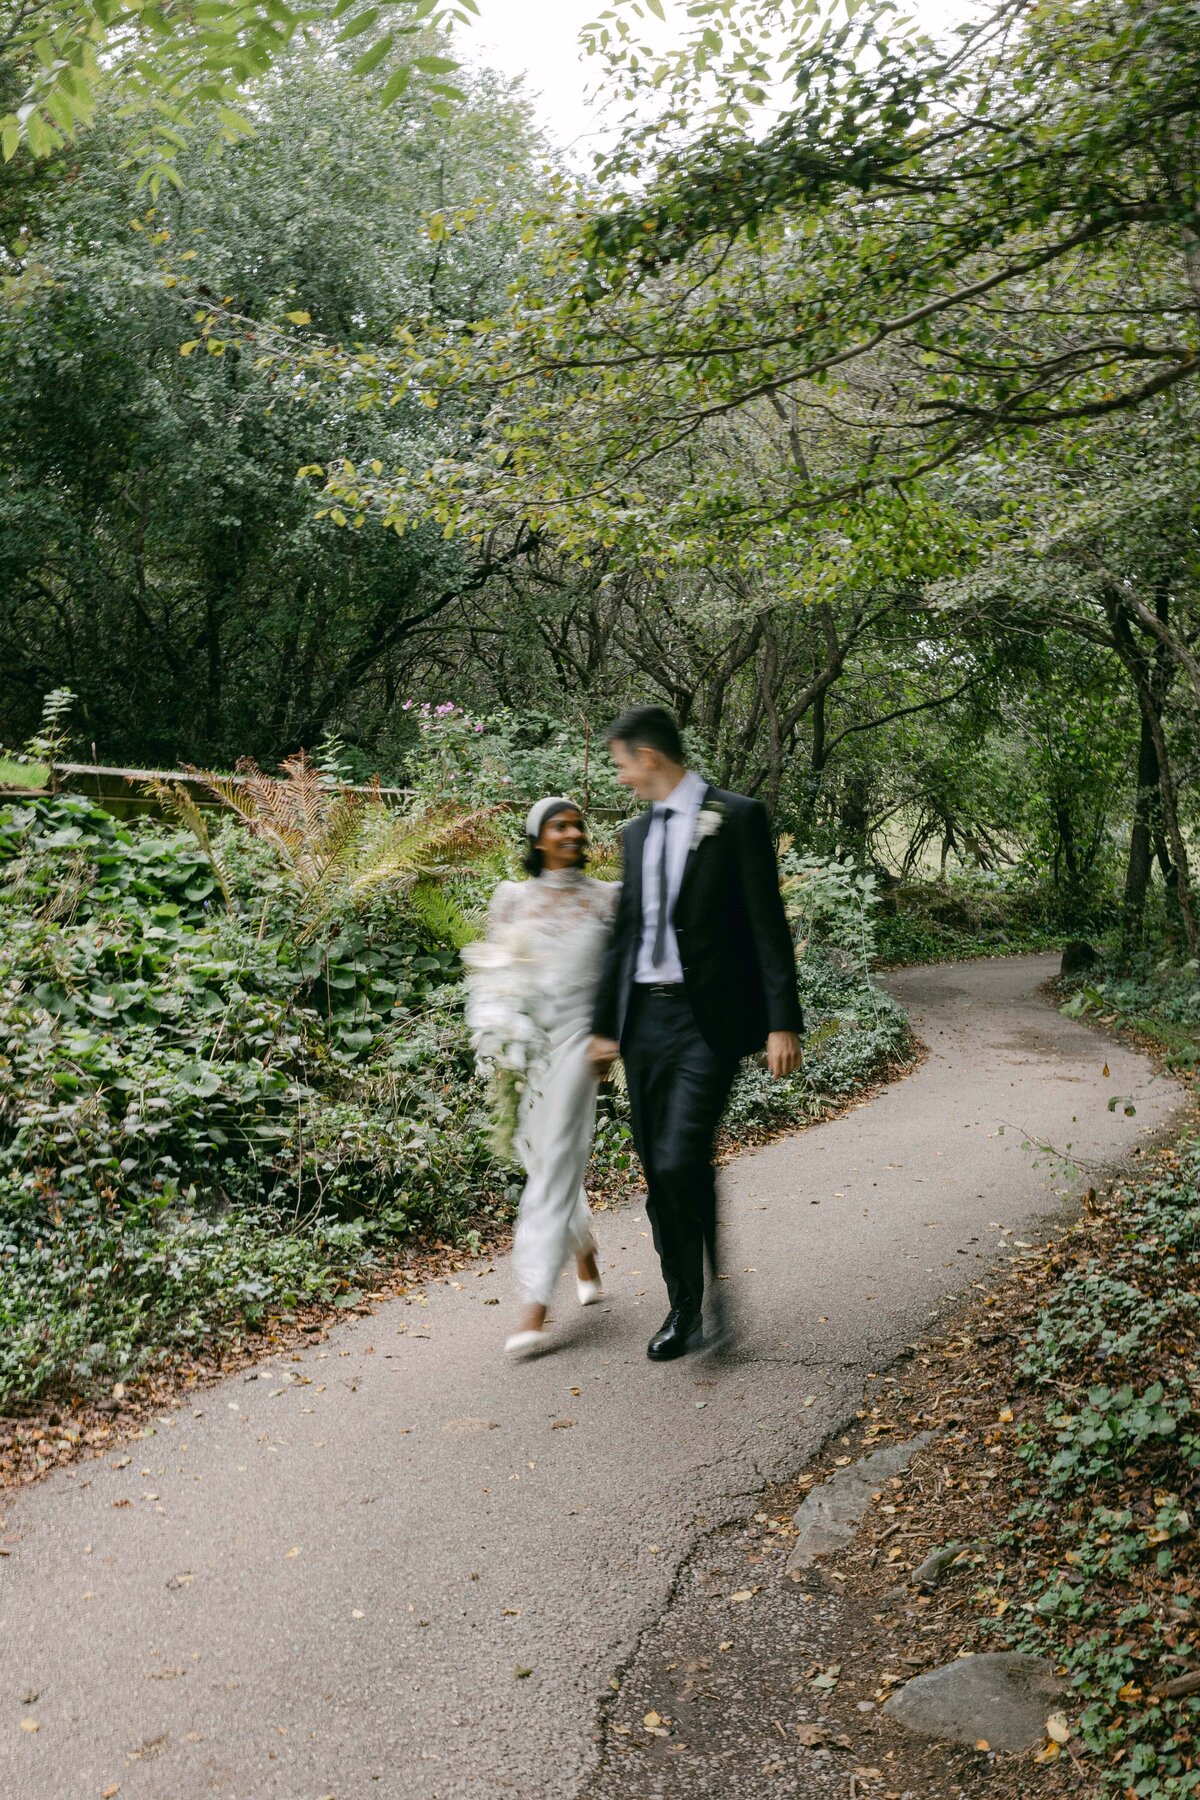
[622, 988, 737, 1316]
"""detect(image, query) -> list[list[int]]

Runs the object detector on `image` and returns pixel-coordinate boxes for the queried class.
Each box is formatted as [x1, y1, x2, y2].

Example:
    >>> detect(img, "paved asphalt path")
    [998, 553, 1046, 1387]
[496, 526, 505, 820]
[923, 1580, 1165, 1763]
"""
[1, 956, 1185, 1800]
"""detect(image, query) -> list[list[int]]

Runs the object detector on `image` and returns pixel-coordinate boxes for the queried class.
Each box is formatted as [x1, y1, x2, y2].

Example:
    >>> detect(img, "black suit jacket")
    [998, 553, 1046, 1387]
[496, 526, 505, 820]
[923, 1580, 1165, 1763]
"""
[592, 785, 804, 1059]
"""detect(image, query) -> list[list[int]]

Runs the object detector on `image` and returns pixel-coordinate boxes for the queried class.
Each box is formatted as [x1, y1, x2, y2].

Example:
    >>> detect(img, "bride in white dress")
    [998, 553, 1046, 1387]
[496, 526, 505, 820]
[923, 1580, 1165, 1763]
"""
[464, 796, 620, 1357]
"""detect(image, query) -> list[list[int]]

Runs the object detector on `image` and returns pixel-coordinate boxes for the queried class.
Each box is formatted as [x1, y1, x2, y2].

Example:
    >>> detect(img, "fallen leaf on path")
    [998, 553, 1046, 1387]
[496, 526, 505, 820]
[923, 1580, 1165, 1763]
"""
[515, 1667, 532, 1679]
[1046, 1712, 1070, 1744]
[102, 1786, 120, 1797]
[285, 1547, 301, 1558]
[729, 1587, 760, 1603]
[551, 1419, 576, 1430]
[19, 1718, 39, 1733]
[810, 1663, 842, 1690]
[643, 1711, 662, 1728]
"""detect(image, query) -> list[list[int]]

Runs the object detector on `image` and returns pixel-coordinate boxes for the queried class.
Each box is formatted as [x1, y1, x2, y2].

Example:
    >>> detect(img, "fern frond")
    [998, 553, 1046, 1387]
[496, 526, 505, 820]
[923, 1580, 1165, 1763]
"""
[189, 765, 259, 827]
[407, 880, 483, 952]
[345, 806, 501, 902]
[146, 778, 233, 912]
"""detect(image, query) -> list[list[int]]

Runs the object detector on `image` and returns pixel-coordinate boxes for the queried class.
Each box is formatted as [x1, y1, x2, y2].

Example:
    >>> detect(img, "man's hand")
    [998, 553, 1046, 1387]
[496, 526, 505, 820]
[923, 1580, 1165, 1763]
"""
[766, 1030, 803, 1078]
[590, 1036, 620, 1076]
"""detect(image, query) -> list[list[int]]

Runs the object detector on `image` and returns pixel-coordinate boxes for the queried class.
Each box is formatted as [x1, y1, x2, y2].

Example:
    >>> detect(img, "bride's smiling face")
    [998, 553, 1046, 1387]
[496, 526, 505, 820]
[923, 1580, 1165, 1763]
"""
[537, 809, 587, 871]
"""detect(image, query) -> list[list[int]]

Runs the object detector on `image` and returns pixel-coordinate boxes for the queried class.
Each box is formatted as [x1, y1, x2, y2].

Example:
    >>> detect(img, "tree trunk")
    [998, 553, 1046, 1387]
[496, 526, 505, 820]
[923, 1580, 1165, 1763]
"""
[1120, 707, 1159, 959]
[1105, 601, 1199, 958]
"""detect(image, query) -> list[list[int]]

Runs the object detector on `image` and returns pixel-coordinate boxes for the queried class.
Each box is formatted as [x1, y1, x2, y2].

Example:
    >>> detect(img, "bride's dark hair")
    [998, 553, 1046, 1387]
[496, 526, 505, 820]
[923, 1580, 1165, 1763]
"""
[524, 800, 587, 877]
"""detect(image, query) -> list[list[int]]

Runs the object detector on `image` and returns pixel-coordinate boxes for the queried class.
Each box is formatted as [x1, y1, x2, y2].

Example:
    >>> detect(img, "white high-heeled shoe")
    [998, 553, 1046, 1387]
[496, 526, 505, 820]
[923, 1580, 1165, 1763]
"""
[505, 1329, 547, 1358]
[576, 1275, 604, 1307]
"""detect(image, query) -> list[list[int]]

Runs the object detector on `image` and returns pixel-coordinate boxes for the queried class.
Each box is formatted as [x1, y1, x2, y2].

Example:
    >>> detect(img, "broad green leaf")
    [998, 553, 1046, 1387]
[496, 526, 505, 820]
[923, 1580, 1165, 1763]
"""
[352, 32, 395, 77]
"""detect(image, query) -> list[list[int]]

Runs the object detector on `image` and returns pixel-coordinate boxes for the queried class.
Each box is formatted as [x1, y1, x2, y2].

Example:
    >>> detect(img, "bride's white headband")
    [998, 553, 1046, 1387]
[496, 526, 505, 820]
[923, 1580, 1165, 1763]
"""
[524, 795, 581, 842]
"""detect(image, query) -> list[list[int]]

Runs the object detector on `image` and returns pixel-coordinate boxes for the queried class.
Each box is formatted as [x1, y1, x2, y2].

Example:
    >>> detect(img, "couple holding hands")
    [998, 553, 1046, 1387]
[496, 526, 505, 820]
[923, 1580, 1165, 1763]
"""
[464, 705, 804, 1363]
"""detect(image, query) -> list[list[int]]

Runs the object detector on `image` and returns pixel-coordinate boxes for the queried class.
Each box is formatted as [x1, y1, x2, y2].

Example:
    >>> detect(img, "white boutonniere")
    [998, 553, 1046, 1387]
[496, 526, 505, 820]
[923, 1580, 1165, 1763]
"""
[690, 799, 726, 851]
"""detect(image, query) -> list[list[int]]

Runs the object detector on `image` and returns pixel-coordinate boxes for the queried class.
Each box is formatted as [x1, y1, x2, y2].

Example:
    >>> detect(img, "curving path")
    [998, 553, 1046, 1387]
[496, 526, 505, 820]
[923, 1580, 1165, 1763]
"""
[0, 956, 1185, 1800]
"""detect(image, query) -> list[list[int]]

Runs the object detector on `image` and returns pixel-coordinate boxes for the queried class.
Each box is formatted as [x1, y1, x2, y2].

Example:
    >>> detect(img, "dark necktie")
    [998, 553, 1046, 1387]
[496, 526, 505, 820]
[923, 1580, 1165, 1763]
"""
[652, 806, 674, 967]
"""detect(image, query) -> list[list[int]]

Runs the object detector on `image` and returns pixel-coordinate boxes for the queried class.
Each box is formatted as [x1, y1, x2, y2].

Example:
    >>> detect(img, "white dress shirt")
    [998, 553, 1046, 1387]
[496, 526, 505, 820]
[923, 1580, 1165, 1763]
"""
[634, 768, 708, 984]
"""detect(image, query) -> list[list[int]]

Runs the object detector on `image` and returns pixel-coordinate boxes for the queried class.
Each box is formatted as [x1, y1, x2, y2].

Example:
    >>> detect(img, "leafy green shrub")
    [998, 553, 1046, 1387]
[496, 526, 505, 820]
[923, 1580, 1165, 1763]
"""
[992, 1144, 1200, 1796]
[1062, 960, 1200, 1072]
[875, 874, 1067, 965]
[780, 851, 881, 970]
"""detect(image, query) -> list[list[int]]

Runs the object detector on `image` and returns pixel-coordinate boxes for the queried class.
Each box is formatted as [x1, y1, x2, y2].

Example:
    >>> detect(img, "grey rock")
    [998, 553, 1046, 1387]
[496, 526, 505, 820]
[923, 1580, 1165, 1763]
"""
[883, 1651, 1065, 1752]
[912, 1542, 971, 1588]
[786, 1434, 931, 1572]
[1061, 939, 1099, 977]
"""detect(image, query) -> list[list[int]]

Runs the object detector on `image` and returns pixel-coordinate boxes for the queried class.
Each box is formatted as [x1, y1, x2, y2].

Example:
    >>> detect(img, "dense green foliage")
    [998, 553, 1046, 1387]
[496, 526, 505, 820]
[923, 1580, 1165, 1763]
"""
[996, 1140, 1200, 1797]
[0, 0, 477, 184]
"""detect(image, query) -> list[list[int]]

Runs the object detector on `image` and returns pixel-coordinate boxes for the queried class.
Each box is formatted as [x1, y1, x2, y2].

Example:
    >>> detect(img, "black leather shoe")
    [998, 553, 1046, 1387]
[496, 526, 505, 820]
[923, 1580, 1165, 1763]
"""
[647, 1308, 702, 1361]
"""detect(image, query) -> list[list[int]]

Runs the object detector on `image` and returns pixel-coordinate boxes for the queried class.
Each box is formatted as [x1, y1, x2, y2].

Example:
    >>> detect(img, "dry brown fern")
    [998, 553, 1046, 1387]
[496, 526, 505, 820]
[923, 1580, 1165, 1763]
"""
[191, 755, 501, 940]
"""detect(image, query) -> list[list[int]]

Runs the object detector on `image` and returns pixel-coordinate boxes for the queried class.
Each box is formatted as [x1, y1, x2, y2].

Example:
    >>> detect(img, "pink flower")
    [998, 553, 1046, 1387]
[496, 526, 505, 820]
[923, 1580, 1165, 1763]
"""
[436, 702, 456, 716]
[401, 699, 414, 711]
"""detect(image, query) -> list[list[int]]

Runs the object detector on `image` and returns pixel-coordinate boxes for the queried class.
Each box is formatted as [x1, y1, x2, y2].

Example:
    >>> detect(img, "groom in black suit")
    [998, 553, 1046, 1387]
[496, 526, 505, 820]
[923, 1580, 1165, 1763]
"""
[590, 706, 803, 1360]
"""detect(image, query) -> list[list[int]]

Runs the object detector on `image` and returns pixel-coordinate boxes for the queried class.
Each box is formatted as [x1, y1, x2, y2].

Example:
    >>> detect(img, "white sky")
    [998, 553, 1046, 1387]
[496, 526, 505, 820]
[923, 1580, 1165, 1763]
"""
[465, 0, 972, 152]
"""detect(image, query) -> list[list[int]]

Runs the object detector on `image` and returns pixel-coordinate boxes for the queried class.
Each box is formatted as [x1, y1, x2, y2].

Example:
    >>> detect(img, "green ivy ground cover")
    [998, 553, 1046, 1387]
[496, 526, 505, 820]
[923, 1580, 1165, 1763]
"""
[0, 795, 911, 1409]
[963, 967, 1200, 1797]
[988, 1139, 1200, 1798]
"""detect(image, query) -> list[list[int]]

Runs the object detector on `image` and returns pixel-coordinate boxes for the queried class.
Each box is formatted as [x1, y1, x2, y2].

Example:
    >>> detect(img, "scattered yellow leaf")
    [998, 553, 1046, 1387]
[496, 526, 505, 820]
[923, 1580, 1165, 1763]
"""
[285, 310, 312, 326]
[1034, 1740, 1061, 1763]
[285, 1547, 301, 1558]
[1046, 1713, 1070, 1745]
[19, 1718, 39, 1732]
[643, 1711, 662, 1729]
[729, 1587, 759, 1603]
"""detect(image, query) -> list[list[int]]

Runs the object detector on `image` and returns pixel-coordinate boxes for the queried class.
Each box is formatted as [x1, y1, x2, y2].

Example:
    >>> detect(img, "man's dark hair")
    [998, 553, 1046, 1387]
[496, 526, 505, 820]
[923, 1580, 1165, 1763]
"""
[605, 704, 685, 765]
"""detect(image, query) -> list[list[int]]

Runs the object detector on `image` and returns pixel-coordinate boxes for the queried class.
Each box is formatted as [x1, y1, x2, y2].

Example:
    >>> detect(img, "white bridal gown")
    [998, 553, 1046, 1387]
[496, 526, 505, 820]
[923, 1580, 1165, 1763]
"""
[466, 869, 620, 1308]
